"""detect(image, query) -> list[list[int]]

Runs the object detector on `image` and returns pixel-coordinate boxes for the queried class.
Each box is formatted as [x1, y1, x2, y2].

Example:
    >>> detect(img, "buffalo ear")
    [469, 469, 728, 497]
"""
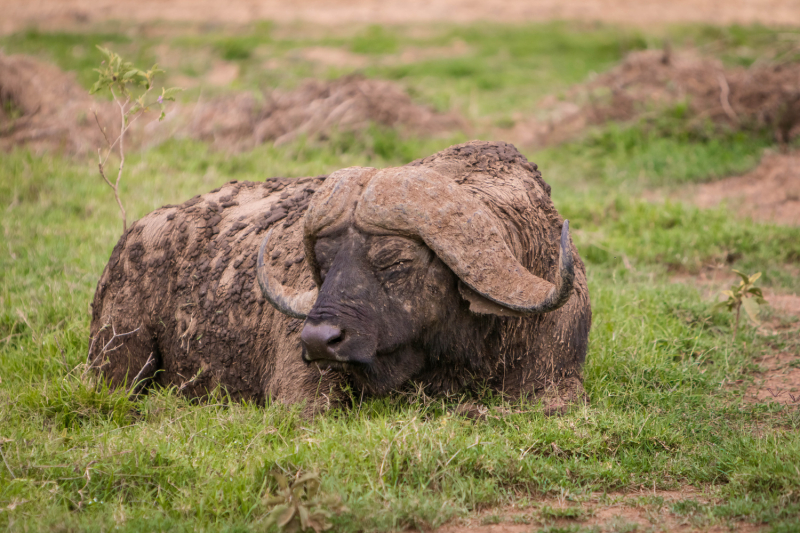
[457, 281, 526, 318]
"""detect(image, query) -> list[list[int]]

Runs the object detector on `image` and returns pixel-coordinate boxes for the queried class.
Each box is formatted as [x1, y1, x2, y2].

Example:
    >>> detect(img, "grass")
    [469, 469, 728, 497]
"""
[2, 19, 800, 533]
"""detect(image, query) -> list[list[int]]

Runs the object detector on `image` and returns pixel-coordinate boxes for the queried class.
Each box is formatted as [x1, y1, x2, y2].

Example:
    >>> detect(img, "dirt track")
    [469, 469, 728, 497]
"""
[3, 0, 800, 35]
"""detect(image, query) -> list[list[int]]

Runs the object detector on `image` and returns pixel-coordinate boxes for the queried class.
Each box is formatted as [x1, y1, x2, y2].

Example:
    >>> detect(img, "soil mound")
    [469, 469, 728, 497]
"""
[0, 53, 119, 154]
[513, 49, 800, 147]
[182, 74, 465, 150]
[692, 151, 800, 226]
[1, 54, 463, 155]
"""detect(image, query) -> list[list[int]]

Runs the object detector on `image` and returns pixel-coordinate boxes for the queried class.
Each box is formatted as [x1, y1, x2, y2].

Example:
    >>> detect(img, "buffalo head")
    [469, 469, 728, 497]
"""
[256, 165, 575, 394]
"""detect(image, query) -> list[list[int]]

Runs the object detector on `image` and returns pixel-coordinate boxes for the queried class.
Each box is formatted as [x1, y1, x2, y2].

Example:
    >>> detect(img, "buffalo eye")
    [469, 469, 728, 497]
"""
[368, 237, 419, 276]
[314, 239, 338, 281]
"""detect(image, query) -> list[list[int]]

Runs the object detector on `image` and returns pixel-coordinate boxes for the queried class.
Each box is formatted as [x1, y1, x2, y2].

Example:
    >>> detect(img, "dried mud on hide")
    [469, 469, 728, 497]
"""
[0, 53, 463, 155]
[512, 49, 800, 147]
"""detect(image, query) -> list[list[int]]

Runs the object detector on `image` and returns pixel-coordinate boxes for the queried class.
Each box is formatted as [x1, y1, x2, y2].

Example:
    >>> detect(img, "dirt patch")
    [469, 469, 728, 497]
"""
[512, 49, 800, 147]
[692, 151, 800, 226]
[292, 47, 370, 69]
[205, 61, 240, 86]
[0, 53, 463, 154]
[423, 489, 765, 533]
[744, 351, 800, 405]
[4, 0, 800, 35]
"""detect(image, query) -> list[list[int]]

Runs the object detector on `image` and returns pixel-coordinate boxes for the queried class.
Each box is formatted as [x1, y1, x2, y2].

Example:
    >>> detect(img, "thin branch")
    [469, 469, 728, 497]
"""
[717, 71, 739, 123]
[93, 110, 111, 147]
[178, 368, 203, 391]
[98, 106, 148, 168]
[101, 324, 141, 355]
[128, 352, 155, 393]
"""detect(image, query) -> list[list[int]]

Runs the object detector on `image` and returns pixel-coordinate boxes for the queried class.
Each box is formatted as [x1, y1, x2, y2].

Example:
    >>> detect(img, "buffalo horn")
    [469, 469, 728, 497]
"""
[256, 229, 318, 319]
[353, 167, 575, 315]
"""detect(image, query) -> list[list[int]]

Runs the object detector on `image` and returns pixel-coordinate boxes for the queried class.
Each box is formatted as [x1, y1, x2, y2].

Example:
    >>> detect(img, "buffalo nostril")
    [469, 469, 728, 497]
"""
[301, 323, 344, 361]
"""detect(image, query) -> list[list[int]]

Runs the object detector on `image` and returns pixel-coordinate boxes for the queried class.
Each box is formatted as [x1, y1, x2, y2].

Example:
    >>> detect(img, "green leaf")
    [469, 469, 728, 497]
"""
[731, 269, 750, 284]
[95, 45, 113, 58]
[741, 297, 761, 325]
[748, 272, 762, 283]
[746, 287, 764, 298]
[712, 301, 730, 312]
[162, 87, 184, 99]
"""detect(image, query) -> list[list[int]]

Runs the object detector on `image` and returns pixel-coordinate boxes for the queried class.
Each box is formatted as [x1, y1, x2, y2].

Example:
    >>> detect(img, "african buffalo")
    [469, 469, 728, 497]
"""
[88, 141, 591, 411]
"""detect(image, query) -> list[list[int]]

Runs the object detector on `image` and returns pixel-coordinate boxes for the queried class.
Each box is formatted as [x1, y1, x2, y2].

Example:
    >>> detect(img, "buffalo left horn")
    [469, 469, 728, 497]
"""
[256, 229, 318, 319]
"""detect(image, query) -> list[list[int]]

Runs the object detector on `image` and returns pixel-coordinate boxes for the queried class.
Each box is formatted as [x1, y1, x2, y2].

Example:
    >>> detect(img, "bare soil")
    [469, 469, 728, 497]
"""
[510, 49, 800, 148]
[692, 151, 800, 226]
[422, 489, 766, 532]
[744, 351, 800, 405]
[3, 0, 800, 35]
[0, 53, 462, 154]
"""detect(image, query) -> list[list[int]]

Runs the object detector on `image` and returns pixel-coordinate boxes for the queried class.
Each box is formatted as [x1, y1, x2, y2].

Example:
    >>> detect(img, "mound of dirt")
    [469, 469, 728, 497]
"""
[0, 53, 119, 154]
[692, 151, 800, 226]
[513, 49, 800, 147]
[182, 74, 465, 150]
[1, 53, 463, 155]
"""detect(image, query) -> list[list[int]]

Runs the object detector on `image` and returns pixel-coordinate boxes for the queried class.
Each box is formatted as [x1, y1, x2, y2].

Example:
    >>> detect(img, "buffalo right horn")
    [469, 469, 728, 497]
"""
[256, 229, 318, 319]
[353, 167, 575, 315]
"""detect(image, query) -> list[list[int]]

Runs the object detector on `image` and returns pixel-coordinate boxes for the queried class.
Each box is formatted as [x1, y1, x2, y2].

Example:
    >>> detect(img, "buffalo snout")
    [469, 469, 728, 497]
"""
[301, 322, 344, 362]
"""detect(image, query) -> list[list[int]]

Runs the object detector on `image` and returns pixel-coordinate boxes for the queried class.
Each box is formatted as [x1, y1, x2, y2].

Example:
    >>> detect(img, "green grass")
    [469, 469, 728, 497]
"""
[537, 123, 775, 189]
[2, 20, 800, 533]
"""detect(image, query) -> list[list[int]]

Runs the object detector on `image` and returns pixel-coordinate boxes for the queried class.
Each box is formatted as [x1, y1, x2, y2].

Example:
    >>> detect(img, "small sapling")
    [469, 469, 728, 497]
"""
[90, 46, 182, 233]
[715, 269, 768, 339]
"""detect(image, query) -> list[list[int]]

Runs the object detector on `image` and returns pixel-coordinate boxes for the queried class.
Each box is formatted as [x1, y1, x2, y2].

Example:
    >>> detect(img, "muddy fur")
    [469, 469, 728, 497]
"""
[88, 141, 591, 410]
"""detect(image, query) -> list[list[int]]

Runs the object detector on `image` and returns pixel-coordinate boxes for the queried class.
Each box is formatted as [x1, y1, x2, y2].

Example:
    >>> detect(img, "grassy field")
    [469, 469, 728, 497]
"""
[2, 20, 800, 532]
